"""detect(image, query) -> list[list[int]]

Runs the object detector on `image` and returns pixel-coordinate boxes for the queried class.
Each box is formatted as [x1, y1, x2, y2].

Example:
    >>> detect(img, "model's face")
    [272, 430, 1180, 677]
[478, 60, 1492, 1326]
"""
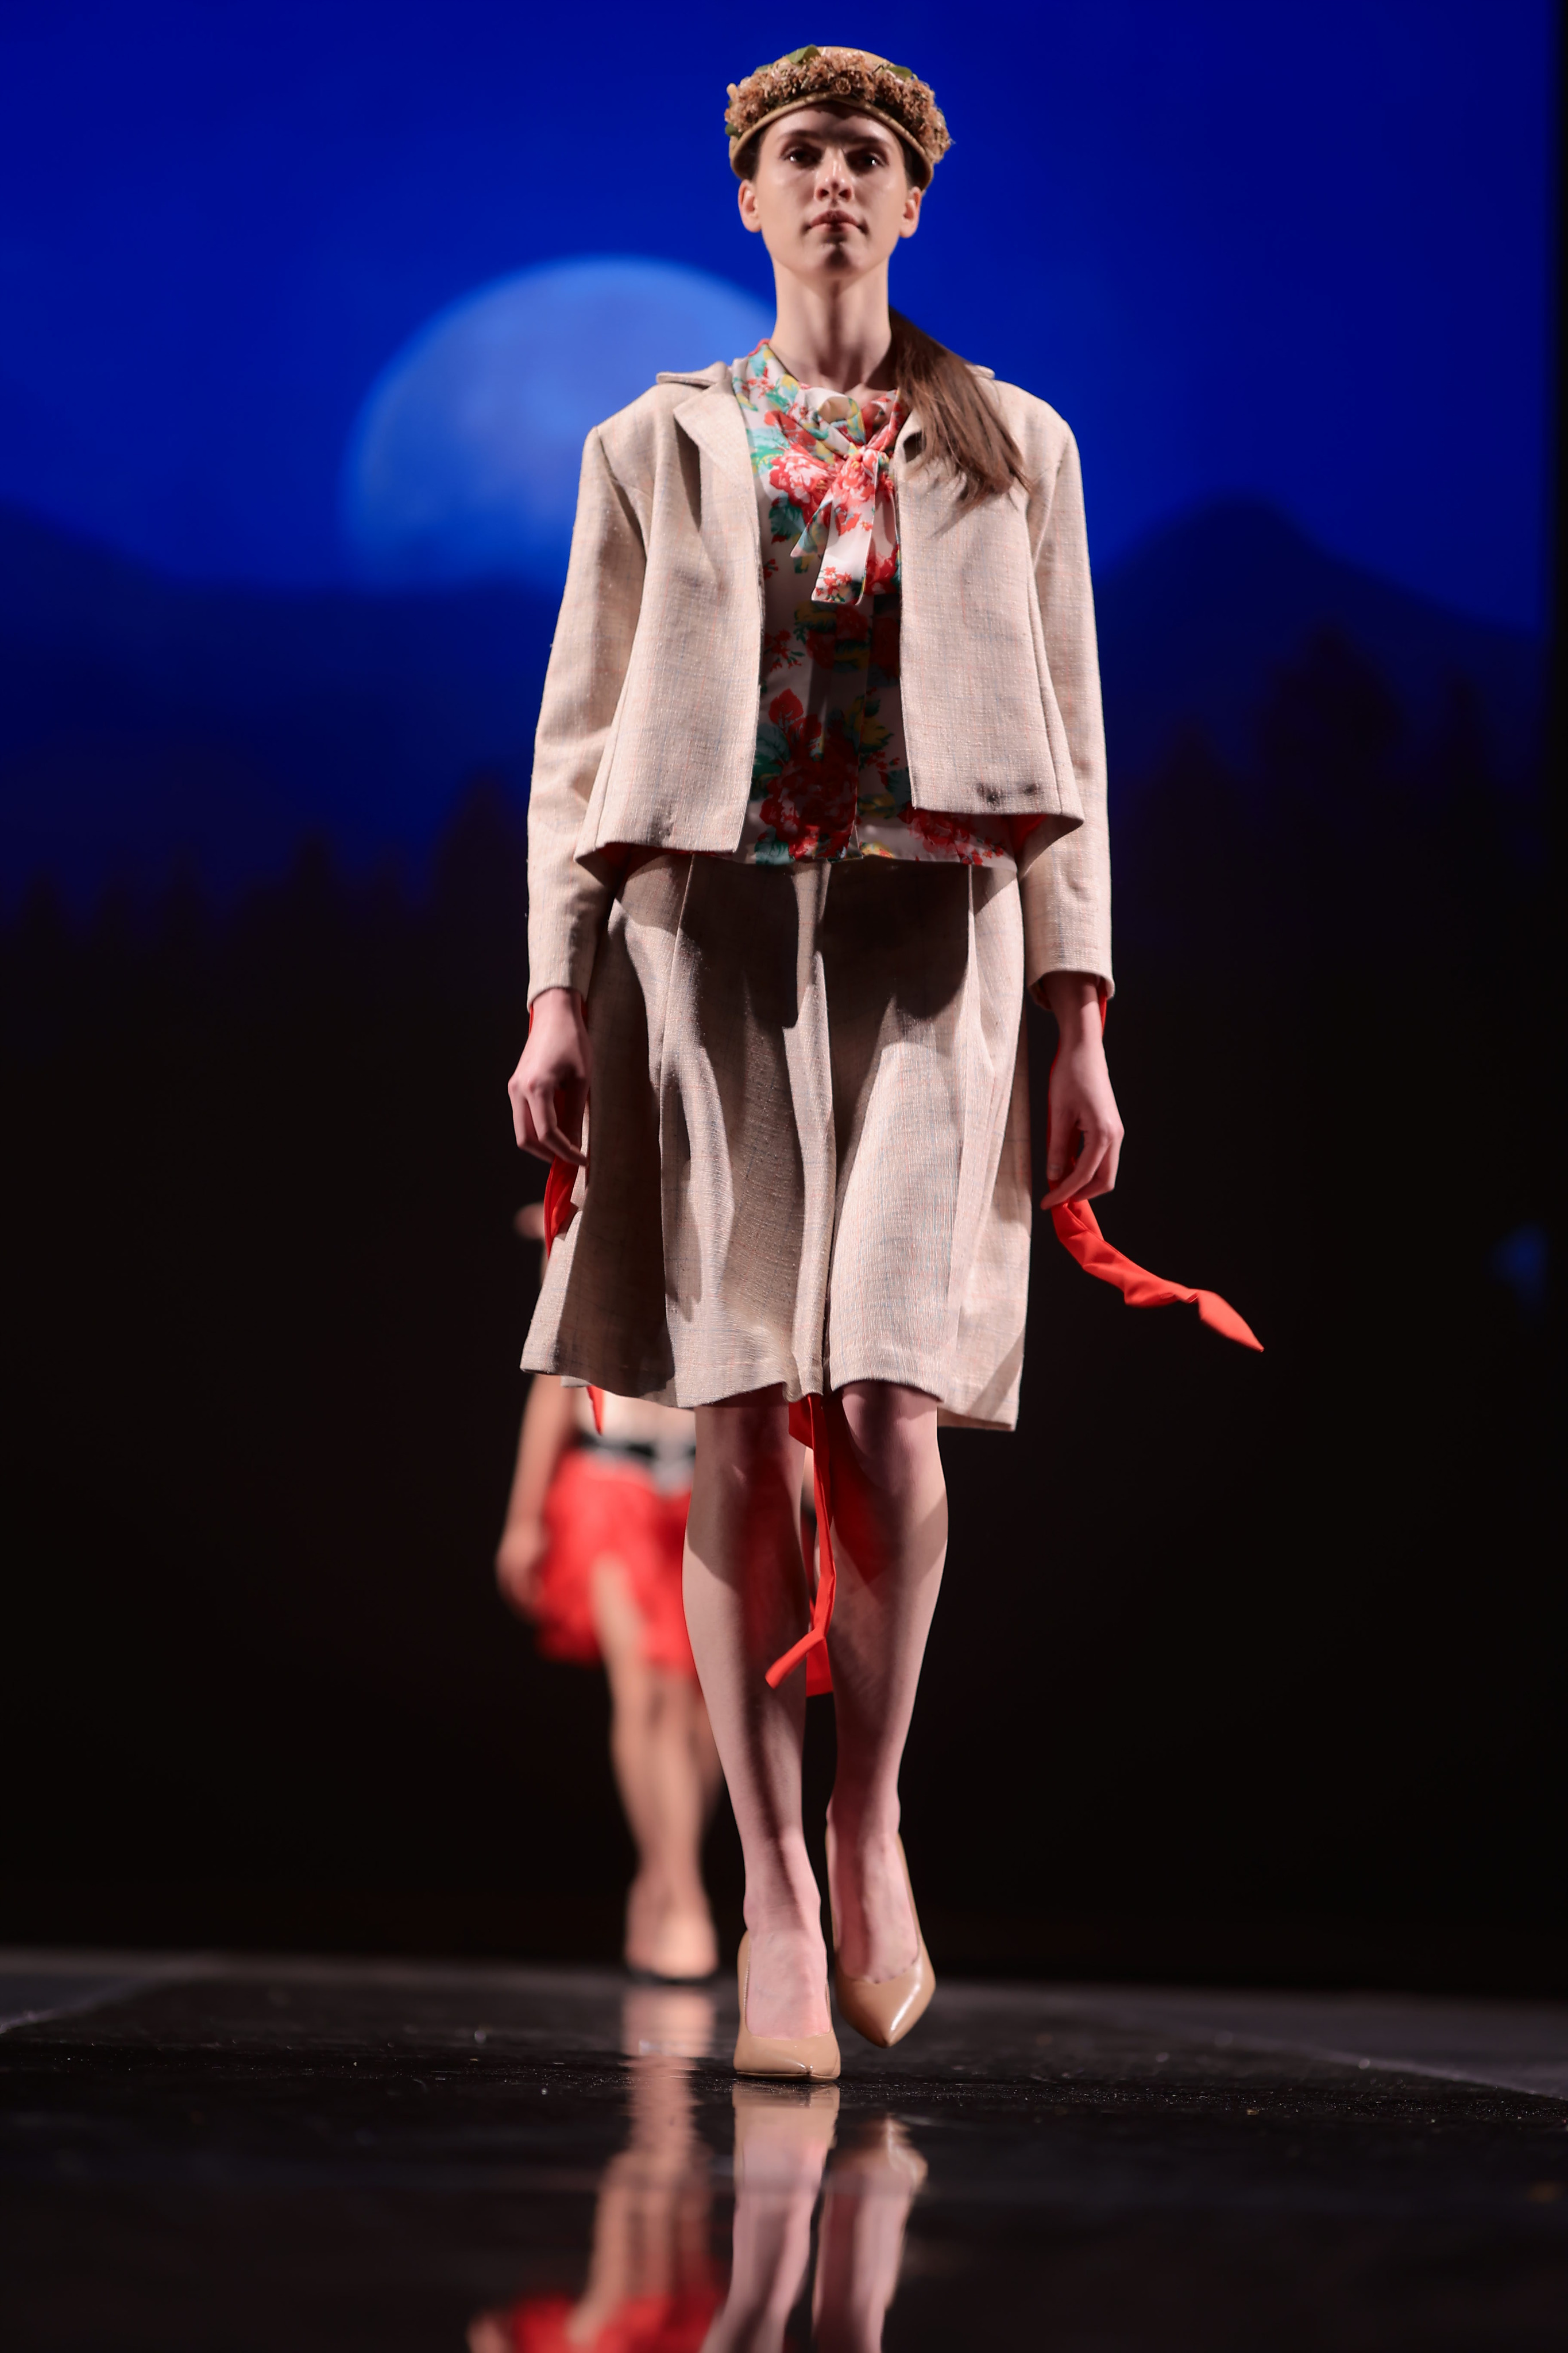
[737, 107, 922, 283]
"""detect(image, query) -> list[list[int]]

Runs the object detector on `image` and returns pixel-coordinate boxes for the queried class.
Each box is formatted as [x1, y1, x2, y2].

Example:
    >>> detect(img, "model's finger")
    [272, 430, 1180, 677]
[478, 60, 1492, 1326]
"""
[1039, 1164, 1086, 1210]
[1039, 1124, 1106, 1210]
[535, 1119, 588, 1169]
[550, 1078, 590, 1164]
[520, 1083, 561, 1161]
[536, 1106, 592, 1171]
[1038, 1101, 1085, 1205]
[512, 1089, 552, 1162]
[530, 1085, 589, 1167]
[553, 1079, 588, 1154]
[1087, 1127, 1122, 1199]
[1062, 1126, 1115, 1203]
[1044, 1107, 1081, 1189]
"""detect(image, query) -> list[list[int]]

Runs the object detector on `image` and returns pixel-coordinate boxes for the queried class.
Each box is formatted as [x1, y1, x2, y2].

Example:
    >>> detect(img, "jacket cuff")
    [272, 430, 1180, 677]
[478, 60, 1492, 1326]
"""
[1017, 839, 1113, 1000]
[527, 877, 612, 1008]
[1028, 959, 1115, 1005]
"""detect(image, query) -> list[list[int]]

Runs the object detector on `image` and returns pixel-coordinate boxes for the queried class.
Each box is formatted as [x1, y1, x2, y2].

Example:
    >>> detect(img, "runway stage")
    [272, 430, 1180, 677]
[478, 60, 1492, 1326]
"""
[3, 1951, 1566, 2348]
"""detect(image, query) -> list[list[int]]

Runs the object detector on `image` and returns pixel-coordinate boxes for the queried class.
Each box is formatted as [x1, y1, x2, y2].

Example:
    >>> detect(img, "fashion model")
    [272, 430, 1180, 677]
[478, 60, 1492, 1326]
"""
[509, 47, 1254, 2080]
[497, 1209, 721, 1982]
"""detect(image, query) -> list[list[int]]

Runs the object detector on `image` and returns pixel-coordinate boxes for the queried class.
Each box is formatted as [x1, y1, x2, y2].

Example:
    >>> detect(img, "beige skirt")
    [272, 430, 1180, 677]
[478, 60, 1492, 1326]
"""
[522, 853, 1033, 1430]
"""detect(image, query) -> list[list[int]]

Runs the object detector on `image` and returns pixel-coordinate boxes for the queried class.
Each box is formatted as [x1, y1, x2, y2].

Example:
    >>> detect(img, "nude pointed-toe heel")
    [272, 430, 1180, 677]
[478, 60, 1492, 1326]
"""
[827, 1829, 936, 2051]
[732, 1932, 841, 2081]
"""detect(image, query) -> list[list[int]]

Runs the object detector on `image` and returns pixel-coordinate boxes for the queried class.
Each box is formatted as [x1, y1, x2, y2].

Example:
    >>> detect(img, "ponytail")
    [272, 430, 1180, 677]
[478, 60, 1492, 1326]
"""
[890, 310, 1028, 506]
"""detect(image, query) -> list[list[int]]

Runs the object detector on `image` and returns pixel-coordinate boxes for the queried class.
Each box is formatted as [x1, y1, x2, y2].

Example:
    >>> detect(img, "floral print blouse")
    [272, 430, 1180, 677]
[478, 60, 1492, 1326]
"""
[729, 343, 1011, 867]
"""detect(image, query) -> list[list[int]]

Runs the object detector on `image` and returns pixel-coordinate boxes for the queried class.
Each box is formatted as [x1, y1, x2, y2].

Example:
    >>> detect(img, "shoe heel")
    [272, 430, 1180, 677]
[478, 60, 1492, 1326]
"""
[732, 1932, 841, 2081]
[827, 1831, 936, 2051]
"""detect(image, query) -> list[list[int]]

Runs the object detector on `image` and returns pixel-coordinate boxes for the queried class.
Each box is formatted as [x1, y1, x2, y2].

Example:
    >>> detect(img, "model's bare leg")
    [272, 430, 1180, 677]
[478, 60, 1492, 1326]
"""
[641, 1663, 719, 1977]
[812, 2115, 928, 2353]
[592, 1560, 666, 1963]
[593, 1561, 718, 1977]
[705, 2084, 839, 2353]
[689, 1681, 724, 1819]
[822, 1382, 946, 1984]
[683, 1388, 829, 2039]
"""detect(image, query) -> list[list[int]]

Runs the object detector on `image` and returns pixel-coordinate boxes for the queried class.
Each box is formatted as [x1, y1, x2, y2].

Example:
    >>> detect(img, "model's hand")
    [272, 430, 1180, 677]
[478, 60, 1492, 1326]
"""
[495, 1517, 548, 1614]
[508, 986, 590, 1166]
[1038, 972, 1123, 1209]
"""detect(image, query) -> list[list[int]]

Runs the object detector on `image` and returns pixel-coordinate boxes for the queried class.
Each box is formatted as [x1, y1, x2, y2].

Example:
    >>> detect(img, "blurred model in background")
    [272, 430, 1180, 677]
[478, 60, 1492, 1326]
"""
[497, 1208, 722, 1982]
[468, 1983, 721, 2353]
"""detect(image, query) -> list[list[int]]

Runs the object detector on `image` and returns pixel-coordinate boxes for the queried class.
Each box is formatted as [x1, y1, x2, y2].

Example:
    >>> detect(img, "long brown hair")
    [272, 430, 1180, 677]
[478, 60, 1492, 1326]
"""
[889, 309, 1028, 505]
[733, 119, 1028, 506]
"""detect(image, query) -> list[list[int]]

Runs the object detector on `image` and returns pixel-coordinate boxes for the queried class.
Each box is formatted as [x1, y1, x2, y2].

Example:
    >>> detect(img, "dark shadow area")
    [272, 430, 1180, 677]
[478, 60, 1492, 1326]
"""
[0, 590, 1555, 1989]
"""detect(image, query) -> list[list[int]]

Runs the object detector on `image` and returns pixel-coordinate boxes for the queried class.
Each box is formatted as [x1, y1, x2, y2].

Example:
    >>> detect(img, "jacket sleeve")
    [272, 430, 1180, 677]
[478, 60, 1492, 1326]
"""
[1018, 424, 1114, 998]
[526, 427, 647, 1005]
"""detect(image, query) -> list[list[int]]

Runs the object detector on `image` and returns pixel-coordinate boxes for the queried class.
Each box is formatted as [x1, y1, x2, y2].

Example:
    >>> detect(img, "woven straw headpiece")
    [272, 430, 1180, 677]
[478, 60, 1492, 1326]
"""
[725, 47, 951, 187]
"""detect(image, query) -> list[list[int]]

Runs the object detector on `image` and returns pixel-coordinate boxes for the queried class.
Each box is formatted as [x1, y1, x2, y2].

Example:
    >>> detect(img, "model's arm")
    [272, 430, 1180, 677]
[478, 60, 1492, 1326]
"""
[510, 426, 647, 1164]
[1022, 425, 1122, 1207]
[495, 1374, 580, 1615]
[1018, 423, 1113, 997]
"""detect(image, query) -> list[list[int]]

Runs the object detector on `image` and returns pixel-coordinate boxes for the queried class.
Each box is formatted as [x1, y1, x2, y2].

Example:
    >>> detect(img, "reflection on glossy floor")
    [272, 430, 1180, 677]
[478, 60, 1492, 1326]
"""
[2, 1953, 1566, 2349]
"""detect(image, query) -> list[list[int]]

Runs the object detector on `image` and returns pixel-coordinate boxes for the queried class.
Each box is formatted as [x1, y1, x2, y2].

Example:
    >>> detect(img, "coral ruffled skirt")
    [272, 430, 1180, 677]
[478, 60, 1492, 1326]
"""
[531, 1448, 696, 1678]
[506, 2289, 719, 2353]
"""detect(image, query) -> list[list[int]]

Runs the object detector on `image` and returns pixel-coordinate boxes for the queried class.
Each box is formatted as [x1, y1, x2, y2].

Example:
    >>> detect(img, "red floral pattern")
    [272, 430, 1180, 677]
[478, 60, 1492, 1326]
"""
[730, 344, 1012, 869]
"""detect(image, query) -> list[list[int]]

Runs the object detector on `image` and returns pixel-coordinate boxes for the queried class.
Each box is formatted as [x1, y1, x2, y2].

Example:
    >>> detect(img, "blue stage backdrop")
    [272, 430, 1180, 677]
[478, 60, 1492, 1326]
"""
[0, 0, 1552, 905]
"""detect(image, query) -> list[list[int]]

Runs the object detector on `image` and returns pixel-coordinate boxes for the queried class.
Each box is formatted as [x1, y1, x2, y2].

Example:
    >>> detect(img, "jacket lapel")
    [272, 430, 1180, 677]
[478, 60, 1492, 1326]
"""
[671, 373, 760, 566]
[893, 407, 956, 562]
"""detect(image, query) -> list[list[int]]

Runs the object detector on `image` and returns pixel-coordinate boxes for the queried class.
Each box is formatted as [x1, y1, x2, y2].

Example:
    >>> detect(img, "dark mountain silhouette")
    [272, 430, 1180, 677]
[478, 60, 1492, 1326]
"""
[0, 502, 557, 903]
[0, 493, 1543, 907]
[1096, 499, 1542, 792]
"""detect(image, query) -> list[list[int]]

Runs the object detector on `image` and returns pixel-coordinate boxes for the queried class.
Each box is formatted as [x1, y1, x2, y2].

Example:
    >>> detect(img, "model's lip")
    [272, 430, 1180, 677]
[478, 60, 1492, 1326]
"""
[809, 210, 859, 232]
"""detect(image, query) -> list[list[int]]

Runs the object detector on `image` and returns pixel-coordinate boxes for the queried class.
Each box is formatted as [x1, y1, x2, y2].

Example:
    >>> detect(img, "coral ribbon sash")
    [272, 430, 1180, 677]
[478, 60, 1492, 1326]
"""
[766, 1394, 837, 1697]
[538, 1006, 1259, 1686]
[1042, 1005, 1261, 1351]
[759, 1020, 1260, 1691]
[1048, 1195, 1262, 1348]
[541, 1147, 604, 1435]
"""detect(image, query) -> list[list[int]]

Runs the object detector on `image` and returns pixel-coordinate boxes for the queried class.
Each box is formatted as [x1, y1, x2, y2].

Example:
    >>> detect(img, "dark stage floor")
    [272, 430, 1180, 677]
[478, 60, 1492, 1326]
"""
[3, 1951, 1566, 2350]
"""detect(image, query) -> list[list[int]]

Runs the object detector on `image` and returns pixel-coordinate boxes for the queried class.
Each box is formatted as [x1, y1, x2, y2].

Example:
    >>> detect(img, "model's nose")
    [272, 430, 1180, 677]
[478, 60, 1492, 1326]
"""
[816, 146, 852, 199]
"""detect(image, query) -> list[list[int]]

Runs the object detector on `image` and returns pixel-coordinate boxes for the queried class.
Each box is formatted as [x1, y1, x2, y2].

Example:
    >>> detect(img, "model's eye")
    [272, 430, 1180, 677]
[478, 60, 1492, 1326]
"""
[852, 148, 886, 171]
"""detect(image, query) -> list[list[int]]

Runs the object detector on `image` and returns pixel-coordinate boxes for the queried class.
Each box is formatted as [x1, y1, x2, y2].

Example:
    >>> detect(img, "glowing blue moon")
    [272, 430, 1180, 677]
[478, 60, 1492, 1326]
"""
[341, 256, 771, 592]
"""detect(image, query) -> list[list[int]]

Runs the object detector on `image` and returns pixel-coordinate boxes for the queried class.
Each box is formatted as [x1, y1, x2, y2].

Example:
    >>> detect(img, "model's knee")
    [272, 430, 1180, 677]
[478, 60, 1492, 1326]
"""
[828, 1383, 943, 1573]
[833, 1381, 940, 1494]
[696, 1388, 796, 1495]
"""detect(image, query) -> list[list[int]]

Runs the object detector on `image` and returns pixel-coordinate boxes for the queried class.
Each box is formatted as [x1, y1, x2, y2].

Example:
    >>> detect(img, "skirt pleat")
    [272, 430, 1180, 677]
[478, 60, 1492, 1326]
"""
[523, 853, 1033, 1430]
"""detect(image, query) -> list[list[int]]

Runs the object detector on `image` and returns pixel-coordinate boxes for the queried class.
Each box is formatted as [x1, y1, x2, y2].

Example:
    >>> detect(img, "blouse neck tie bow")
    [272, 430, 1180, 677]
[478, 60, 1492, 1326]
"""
[789, 406, 905, 605]
[746, 345, 905, 607]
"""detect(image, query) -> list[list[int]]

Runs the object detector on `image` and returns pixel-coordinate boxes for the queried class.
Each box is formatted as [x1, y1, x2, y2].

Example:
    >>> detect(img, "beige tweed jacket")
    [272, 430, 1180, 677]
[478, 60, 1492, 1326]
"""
[525, 360, 1112, 1004]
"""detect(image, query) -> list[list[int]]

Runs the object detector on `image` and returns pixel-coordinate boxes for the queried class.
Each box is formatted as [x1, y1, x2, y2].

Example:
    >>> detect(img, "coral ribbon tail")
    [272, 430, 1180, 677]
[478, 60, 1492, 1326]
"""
[1049, 1197, 1263, 1351]
[1043, 1002, 1260, 1351]
[542, 1154, 604, 1430]
[766, 1395, 836, 1694]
